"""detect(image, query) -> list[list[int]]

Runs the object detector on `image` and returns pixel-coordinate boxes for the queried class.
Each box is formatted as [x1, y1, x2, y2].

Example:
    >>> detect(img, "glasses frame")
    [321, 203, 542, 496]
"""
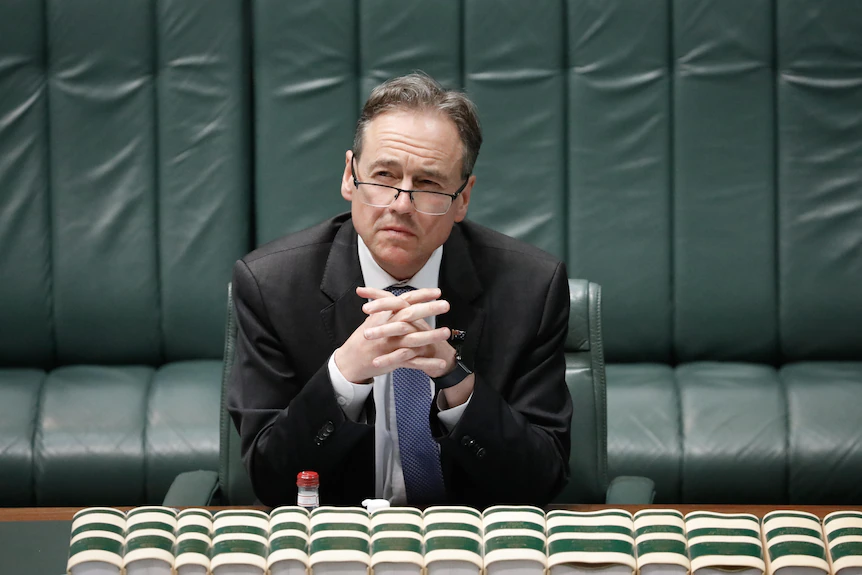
[351, 154, 470, 216]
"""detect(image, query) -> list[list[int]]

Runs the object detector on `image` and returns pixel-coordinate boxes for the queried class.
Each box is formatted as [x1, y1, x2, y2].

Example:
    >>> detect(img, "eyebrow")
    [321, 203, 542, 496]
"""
[367, 158, 449, 182]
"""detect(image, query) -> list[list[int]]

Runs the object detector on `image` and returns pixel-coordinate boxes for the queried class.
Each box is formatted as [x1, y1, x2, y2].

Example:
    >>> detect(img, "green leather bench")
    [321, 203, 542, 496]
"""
[1, 0, 860, 506]
[0, 0, 248, 506]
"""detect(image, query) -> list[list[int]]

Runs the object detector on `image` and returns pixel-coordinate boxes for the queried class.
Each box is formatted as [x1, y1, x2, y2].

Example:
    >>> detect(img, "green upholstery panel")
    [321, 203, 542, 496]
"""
[0, 369, 45, 506]
[672, 0, 777, 362]
[9, 362, 223, 506]
[606, 364, 679, 503]
[567, 0, 672, 362]
[156, 0, 250, 360]
[777, 1, 862, 360]
[253, 0, 356, 244]
[0, 0, 54, 367]
[36, 365, 152, 505]
[145, 361, 222, 501]
[465, 0, 566, 260]
[678, 363, 785, 503]
[359, 0, 461, 99]
[48, 0, 161, 364]
[608, 362, 862, 503]
[784, 363, 862, 503]
[0, 0, 248, 367]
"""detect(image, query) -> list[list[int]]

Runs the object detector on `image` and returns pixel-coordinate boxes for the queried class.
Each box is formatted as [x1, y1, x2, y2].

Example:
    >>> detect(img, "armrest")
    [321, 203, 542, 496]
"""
[605, 475, 656, 504]
[162, 470, 220, 507]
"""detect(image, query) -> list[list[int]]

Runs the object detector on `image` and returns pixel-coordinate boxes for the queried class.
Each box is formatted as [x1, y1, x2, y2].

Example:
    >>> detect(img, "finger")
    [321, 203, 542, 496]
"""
[398, 288, 443, 304]
[402, 356, 449, 374]
[364, 321, 420, 340]
[356, 286, 394, 301]
[360, 288, 443, 314]
[371, 347, 418, 370]
[396, 327, 451, 347]
[389, 300, 450, 323]
[362, 296, 410, 316]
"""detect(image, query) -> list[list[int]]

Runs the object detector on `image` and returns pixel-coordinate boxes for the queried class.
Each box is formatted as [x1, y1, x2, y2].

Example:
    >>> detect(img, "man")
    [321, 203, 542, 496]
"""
[228, 72, 572, 508]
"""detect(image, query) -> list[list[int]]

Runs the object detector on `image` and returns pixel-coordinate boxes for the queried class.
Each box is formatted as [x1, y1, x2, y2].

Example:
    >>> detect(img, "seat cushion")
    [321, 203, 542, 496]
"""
[784, 362, 862, 503]
[608, 361, 862, 504]
[0, 361, 221, 506]
[606, 363, 679, 502]
[0, 369, 46, 506]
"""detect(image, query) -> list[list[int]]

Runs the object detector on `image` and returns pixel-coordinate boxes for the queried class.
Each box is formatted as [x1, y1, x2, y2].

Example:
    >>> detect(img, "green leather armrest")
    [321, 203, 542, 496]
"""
[605, 475, 656, 504]
[162, 470, 220, 507]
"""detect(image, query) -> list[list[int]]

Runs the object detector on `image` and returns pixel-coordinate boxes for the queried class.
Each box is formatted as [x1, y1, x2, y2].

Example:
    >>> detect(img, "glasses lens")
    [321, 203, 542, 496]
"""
[412, 192, 452, 215]
[357, 184, 452, 215]
[358, 184, 397, 207]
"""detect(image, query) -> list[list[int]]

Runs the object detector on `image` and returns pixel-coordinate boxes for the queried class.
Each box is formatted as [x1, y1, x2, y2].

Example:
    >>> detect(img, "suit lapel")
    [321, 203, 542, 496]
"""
[319, 219, 376, 422]
[437, 224, 484, 368]
[320, 219, 366, 350]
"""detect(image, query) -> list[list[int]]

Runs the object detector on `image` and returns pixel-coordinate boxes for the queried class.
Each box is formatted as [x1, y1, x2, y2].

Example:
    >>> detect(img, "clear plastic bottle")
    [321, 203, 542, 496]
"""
[296, 470, 320, 511]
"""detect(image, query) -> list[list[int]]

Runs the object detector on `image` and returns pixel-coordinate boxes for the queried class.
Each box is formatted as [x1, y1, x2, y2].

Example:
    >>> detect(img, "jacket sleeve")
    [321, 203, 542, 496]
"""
[227, 259, 374, 506]
[431, 261, 572, 507]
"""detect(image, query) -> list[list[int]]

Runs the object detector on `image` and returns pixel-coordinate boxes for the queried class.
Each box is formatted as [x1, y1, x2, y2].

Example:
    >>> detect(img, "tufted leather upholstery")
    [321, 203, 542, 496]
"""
[0, 0, 247, 505]
[1, 0, 860, 506]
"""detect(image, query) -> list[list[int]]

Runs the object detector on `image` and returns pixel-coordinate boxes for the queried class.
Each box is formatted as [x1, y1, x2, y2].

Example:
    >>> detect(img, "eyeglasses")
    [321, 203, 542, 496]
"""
[351, 154, 469, 216]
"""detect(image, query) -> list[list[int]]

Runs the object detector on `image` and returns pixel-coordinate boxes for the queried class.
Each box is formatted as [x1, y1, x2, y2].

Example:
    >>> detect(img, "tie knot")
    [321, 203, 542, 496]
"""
[385, 285, 416, 297]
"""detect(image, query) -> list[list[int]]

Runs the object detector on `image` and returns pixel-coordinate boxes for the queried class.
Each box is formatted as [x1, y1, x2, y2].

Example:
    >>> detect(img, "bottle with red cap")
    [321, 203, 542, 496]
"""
[296, 471, 320, 511]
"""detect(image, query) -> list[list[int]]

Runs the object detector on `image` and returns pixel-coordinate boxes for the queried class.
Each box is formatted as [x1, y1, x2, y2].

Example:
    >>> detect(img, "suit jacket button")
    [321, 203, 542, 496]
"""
[476, 448, 486, 458]
[324, 421, 335, 433]
[461, 435, 473, 447]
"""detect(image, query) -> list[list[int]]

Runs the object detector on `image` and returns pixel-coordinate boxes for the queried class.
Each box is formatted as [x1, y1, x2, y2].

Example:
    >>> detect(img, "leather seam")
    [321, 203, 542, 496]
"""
[673, 366, 684, 502]
[594, 283, 609, 490]
[142, 367, 157, 503]
[587, 282, 609, 492]
[31, 372, 48, 506]
[780, 367, 790, 502]
[218, 282, 236, 502]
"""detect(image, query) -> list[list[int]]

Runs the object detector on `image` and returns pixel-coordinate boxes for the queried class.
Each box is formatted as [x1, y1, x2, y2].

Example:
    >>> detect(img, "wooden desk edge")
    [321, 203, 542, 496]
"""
[3, 504, 862, 523]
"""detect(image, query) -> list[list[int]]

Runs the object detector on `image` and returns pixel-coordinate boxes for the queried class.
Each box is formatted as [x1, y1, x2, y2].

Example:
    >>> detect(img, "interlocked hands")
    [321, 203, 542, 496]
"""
[334, 287, 457, 384]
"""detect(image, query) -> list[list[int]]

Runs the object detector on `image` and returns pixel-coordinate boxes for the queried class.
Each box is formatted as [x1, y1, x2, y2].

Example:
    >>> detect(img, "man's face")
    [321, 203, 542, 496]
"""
[341, 109, 475, 281]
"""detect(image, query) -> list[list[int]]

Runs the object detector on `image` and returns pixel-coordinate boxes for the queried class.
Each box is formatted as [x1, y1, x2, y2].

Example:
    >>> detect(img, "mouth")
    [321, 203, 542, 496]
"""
[380, 225, 415, 237]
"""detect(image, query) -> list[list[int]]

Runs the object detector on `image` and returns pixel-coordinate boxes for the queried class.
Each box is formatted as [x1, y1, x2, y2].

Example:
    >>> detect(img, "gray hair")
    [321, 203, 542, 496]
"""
[352, 72, 482, 179]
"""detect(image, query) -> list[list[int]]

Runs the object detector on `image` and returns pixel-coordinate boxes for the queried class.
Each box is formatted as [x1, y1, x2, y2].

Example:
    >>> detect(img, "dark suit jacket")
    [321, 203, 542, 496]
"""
[228, 213, 572, 508]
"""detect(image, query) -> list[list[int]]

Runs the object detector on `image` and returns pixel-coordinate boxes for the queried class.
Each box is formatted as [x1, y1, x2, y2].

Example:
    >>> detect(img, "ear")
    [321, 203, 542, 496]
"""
[453, 174, 475, 223]
[341, 150, 355, 202]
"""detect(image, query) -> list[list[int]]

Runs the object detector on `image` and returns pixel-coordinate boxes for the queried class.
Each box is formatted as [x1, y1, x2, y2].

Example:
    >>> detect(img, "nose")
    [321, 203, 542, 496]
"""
[388, 189, 415, 214]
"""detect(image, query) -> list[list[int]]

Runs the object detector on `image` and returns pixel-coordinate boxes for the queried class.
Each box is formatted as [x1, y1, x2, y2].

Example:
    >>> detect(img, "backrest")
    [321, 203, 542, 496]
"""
[250, 0, 862, 366]
[220, 280, 609, 504]
[0, 0, 249, 368]
[4, 0, 858, 369]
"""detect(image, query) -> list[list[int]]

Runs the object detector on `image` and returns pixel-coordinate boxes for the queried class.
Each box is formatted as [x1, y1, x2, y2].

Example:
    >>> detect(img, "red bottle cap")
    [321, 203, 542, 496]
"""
[296, 471, 319, 488]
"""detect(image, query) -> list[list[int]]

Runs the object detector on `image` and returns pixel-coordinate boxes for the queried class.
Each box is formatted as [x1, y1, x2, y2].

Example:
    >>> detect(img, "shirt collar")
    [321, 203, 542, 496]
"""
[357, 235, 442, 291]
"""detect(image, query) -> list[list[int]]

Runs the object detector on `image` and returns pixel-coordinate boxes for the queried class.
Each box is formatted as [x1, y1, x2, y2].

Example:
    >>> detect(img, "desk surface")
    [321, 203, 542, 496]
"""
[4, 505, 862, 575]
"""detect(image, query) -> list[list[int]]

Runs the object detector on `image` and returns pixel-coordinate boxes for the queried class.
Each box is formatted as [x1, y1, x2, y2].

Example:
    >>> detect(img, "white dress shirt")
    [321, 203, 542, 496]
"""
[327, 236, 471, 504]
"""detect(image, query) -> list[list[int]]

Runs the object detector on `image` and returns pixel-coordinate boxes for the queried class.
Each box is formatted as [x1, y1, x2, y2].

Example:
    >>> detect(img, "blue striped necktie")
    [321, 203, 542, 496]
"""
[385, 284, 446, 503]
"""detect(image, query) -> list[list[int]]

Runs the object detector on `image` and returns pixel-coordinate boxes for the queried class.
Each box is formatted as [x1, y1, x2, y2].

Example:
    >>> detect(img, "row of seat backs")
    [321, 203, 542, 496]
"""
[2, 0, 860, 369]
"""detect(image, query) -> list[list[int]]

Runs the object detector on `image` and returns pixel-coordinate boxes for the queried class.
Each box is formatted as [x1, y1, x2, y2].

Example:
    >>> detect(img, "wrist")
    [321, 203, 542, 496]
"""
[334, 348, 372, 384]
[432, 358, 472, 389]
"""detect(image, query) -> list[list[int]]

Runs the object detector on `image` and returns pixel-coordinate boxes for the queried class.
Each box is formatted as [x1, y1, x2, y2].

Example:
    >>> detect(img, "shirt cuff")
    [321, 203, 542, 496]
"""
[328, 351, 374, 422]
[436, 391, 472, 432]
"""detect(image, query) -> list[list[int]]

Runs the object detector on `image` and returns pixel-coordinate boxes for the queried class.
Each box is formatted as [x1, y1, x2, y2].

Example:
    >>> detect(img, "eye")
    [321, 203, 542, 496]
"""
[374, 171, 395, 180]
[419, 179, 440, 188]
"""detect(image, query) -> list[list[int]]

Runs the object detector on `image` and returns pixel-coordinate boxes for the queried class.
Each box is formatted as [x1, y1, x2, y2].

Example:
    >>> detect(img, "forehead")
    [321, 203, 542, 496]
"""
[362, 109, 462, 174]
